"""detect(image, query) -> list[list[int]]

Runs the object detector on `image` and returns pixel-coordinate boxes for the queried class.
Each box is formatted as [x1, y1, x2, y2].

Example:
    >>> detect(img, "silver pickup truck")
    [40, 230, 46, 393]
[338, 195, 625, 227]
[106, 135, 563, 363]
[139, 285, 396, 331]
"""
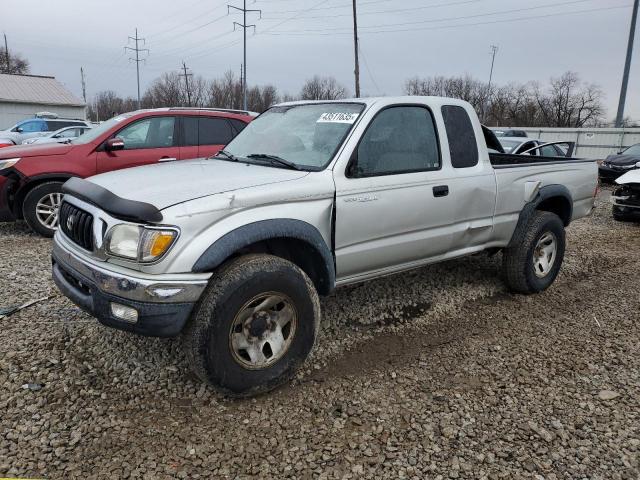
[52, 97, 598, 396]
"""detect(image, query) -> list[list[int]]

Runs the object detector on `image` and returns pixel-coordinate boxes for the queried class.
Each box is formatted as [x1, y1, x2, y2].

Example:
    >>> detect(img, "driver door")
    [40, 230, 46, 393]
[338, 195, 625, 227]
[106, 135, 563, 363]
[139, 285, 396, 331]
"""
[96, 116, 179, 173]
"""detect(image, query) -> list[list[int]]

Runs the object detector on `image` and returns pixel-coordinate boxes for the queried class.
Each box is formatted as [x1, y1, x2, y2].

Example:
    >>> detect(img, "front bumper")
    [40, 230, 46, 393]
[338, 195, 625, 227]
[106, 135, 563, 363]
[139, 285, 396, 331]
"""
[52, 239, 209, 337]
[0, 174, 17, 222]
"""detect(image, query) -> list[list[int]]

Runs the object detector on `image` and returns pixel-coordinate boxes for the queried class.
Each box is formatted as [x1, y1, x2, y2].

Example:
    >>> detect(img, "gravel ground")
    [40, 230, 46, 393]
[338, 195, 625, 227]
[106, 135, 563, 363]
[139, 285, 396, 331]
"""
[1, 189, 639, 479]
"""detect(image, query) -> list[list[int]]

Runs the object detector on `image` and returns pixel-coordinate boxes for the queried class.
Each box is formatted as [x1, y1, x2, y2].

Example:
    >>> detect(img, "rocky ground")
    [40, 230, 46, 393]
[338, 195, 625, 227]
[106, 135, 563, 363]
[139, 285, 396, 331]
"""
[1, 189, 639, 479]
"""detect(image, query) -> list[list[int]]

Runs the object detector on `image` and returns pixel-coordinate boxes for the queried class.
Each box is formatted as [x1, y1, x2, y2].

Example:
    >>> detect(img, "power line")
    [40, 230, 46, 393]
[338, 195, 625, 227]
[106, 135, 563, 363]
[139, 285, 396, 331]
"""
[267, 0, 602, 32]
[228, 0, 262, 110]
[359, 44, 381, 95]
[615, 0, 639, 127]
[125, 28, 149, 110]
[260, 3, 632, 36]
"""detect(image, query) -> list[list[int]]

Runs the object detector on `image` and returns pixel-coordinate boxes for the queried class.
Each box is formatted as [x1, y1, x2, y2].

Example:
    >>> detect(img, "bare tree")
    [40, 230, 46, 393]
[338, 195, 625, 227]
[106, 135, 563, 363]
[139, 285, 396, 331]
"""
[405, 71, 604, 127]
[300, 75, 348, 100]
[535, 72, 604, 127]
[0, 49, 30, 75]
[86, 90, 137, 121]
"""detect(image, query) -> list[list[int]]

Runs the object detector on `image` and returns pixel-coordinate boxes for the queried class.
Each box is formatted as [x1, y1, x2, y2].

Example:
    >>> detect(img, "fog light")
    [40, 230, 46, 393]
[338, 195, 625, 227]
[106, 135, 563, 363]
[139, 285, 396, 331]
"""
[110, 302, 138, 323]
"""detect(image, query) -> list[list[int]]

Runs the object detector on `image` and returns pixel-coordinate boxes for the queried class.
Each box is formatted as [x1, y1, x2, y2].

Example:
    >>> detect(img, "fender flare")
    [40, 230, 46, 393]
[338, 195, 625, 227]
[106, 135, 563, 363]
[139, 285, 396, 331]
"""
[507, 184, 573, 248]
[192, 219, 336, 294]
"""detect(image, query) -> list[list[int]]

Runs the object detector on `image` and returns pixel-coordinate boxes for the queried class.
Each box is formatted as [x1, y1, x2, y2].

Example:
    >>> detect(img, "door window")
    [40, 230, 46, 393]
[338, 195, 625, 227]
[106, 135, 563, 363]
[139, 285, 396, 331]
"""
[199, 117, 233, 145]
[441, 105, 479, 168]
[350, 106, 440, 177]
[540, 144, 561, 157]
[182, 117, 199, 146]
[17, 120, 46, 132]
[58, 128, 79, 138]
[116, 116, 176, 150]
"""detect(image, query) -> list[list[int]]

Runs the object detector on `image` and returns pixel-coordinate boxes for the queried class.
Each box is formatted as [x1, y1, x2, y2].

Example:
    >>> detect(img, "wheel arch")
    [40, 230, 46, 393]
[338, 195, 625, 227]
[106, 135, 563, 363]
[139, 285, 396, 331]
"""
[13, 173, 78, 218]
[192, 219, 336, 296]
[508, 184, 572, 248]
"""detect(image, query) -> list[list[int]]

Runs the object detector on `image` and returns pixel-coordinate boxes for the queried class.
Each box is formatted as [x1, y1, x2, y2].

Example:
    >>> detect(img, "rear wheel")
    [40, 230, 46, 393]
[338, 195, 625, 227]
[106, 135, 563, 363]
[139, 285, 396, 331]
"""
[22, 181, 65, 237]
[502, 211, 566, 294]
[184, 254, 320, 397]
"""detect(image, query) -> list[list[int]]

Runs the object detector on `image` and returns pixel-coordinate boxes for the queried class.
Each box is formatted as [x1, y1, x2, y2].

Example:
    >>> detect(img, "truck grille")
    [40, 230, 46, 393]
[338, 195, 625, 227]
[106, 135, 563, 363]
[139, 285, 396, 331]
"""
[59, 202, 94, 251]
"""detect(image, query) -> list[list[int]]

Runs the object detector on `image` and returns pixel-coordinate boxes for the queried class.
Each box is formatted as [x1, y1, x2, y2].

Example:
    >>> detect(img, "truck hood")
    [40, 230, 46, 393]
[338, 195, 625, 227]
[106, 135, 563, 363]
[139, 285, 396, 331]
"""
[87, 158, 309, 210]
[0, 142, 75, 158]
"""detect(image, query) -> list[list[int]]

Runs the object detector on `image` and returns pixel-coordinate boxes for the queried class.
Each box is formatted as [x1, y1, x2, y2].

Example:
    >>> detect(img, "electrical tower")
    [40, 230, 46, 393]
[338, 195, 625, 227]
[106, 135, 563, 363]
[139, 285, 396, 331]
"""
[228, 1, 261, 111]
[125, 28, 149, 110]
[180, 61, 193, 107]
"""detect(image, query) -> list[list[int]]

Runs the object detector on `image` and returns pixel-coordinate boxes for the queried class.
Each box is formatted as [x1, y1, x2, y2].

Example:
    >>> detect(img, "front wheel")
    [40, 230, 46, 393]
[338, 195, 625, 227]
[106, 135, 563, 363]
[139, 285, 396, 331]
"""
[184, 254, 321, 397]
[502, 211, 566, 294]
[22, 181, 65, 237]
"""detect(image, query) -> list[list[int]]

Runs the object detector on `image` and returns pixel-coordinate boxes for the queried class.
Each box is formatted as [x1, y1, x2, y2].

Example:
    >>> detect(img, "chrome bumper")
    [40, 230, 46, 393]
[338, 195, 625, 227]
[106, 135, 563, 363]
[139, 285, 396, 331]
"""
[52, 239, 209, 304]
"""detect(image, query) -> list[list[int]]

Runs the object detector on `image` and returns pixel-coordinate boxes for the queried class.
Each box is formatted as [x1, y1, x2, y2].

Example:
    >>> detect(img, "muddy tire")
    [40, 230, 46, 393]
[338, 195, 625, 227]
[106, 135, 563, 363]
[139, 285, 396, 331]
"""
[502, 211, 566, 294]
[184, 254, 321, 397]
[22, 181, 65, 237]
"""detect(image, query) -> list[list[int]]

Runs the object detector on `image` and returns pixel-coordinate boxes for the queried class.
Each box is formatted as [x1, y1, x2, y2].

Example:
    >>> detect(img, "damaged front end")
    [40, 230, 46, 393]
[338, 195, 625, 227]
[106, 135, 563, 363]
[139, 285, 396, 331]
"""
[611, 182, 640, 221]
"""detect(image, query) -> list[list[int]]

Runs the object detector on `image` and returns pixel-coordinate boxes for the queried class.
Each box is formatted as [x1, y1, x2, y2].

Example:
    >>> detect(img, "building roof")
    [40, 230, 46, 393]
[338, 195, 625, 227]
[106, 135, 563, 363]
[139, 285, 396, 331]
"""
[0, 73, 85, 107]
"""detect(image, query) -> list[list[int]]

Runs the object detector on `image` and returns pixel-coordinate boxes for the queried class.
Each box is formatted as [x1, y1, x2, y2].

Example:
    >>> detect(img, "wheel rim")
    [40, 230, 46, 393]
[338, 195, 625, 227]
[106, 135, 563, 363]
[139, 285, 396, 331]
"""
[229, 292, 298, 370]
[533, 231, 557, 278]
[35, 192, 63, 230]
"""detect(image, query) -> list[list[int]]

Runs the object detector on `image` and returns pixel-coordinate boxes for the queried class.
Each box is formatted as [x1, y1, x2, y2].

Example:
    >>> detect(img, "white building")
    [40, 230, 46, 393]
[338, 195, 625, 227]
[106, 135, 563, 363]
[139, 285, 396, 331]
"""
[0, 73, 86, 129]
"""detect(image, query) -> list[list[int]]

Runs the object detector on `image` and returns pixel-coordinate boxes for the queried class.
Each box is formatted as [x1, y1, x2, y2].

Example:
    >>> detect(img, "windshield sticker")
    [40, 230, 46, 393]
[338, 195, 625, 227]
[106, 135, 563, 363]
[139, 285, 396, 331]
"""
[317, 112, 359, 124]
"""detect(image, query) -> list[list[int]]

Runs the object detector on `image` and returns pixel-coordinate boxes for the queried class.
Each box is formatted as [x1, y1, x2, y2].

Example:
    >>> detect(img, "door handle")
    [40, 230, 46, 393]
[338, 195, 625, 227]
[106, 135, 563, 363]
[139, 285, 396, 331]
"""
[158, 157, 177, 162]
[433, 185, 449, 197]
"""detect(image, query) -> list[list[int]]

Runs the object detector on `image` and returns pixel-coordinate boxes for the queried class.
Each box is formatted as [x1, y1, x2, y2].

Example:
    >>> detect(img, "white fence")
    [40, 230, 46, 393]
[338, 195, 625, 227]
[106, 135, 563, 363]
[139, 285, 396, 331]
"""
[495, 127, 640, 159]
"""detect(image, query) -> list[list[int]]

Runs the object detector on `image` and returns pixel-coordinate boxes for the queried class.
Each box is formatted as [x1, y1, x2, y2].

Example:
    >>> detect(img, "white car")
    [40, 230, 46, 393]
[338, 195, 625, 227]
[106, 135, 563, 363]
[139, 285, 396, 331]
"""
[499, 137, 574, 157]
[22, 125, 92, 145]
[611, 168, 640, 221]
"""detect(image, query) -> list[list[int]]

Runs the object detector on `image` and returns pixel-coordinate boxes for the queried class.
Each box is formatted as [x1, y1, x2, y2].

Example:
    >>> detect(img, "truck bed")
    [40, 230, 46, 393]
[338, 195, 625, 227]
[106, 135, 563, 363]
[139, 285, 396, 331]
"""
[489, 152, 595, 168]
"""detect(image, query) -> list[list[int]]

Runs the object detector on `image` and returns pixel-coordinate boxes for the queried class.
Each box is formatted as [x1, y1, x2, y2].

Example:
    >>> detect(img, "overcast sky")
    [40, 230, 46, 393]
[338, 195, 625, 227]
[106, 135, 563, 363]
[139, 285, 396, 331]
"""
[4, 0, 639, 122]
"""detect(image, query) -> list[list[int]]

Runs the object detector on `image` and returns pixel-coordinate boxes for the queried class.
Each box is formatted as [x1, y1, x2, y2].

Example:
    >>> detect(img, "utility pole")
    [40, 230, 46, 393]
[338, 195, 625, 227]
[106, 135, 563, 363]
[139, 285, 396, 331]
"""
[180, 61, 193, 107]
[615, 0, 639, 128]
[80, 67, 87, 103]
[229, 1, 261, 111]
[125, 28, 149, 110]
[3, 33, 10, 73]
[484, 45, 499, 124]
[240, 63, 243, 109]
[352, 0, 361, 98]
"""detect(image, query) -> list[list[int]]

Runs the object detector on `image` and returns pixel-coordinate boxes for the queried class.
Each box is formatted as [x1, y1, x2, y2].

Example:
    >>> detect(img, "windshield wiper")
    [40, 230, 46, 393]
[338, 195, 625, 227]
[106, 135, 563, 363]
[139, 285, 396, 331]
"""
[213, 149, 239, 162]
[247, 153, 301, 170]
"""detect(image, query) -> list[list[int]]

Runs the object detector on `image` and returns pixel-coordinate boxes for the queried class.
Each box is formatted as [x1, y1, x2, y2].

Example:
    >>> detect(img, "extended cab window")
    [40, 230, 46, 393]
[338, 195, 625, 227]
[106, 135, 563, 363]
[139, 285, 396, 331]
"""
[441, 105, 479, 168]
[199, 117, 233, 145]
[351, 106, 440, 177]
[116, 116, 176, 149]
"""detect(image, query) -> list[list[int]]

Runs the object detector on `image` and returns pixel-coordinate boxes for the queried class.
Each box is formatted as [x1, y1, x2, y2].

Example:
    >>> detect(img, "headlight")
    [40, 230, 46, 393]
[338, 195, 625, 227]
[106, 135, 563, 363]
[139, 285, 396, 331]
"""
[0, 157, 20, 170]
[106, 224, 178, 262]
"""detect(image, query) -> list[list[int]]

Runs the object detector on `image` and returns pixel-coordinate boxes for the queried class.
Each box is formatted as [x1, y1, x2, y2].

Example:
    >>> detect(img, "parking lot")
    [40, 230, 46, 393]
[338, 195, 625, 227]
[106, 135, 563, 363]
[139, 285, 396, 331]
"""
[0, 187, 639, 479]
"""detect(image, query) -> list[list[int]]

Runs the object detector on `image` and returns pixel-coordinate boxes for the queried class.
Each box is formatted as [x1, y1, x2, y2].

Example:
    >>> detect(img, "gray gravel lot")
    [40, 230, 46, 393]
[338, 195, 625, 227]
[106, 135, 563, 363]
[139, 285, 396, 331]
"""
[1, 189, 639, 479]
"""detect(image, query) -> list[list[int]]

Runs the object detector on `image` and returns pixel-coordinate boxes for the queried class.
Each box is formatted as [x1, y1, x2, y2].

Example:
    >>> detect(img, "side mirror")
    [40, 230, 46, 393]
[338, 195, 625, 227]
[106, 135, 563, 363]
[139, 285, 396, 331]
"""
[635, 161, 640, 169]
[105, 137, 125, 151]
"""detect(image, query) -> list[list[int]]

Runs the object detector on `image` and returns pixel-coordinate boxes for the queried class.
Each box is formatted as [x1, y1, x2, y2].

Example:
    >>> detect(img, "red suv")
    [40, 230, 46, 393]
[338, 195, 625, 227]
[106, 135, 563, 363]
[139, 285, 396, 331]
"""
[0, 108, 253, 236]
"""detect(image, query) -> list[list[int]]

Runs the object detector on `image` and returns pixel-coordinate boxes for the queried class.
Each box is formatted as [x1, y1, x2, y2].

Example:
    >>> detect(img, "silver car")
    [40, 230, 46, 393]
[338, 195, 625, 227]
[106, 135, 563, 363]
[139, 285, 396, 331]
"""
[22, 125, 92, 145]
[0, 115, 90, 145]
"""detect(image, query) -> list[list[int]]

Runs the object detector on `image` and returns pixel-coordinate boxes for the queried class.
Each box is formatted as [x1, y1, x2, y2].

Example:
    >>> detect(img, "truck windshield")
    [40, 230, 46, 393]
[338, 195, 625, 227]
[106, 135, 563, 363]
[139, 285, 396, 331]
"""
[499, 139, 523, 153]
[222, 103, 364, 170]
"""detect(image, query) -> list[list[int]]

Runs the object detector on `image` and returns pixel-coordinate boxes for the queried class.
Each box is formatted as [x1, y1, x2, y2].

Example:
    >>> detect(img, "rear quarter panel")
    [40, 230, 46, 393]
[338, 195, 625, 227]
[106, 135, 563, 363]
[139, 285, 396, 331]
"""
[492, 160, 598, 244]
